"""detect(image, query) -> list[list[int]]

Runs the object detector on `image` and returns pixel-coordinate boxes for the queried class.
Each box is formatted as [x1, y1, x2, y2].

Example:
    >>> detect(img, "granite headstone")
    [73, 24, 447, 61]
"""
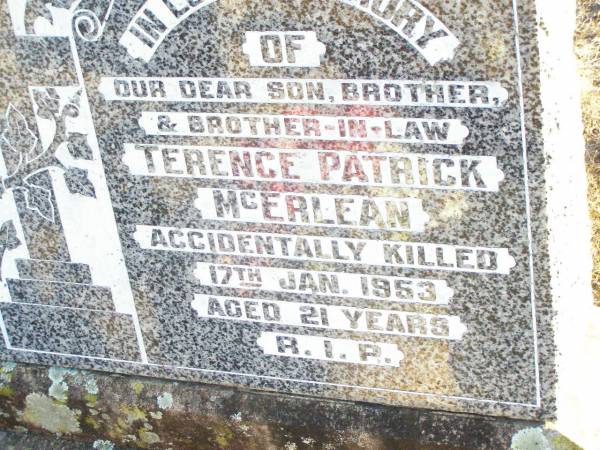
[0, 0, 558, 421]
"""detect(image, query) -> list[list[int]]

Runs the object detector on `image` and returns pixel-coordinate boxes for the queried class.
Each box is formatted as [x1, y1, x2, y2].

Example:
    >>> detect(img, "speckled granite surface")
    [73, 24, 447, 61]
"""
[0, 0, 555, 421]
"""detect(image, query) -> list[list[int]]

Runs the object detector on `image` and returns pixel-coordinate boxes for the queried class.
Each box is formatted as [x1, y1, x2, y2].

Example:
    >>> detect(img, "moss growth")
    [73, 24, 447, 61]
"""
[209, 422, 235, 449]
[214, 433, 231, 448]
[120, 405, 147, 424]
[0, 384, 15, 398]
[84, 415, 100, 430]
[84, 393, 98, 405]
[131, 381, 144, 396]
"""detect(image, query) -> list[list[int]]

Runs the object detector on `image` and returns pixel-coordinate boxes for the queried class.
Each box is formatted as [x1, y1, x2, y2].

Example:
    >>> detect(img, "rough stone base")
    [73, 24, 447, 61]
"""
[0, 361, 573, 450]
[0, 430, 113, 450]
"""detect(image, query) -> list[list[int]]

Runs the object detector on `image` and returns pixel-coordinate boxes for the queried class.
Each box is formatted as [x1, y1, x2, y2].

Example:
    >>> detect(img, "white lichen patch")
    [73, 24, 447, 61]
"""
[123, 434, 138, 443]
[150, 411, 163, 420]
[511, 428, 552, 450]
[48, 381, 69, 402]
[48, 368, 73, 402]
[47, 367, 99, 401]
[284, 442, 298, 450]
[84, 376, 99, 395]
[229, 412, 242, 422]
[156, 392, 173, 410]
[0, 361, 17, 396]
[93, 439, 115, 450]
[0, 361, 16, 384]
[22, 393, 81, 434]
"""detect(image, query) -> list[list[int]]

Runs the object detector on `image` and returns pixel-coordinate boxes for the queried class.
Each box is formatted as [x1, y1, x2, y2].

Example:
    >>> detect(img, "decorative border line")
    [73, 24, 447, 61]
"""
[512, 0, 542, 408]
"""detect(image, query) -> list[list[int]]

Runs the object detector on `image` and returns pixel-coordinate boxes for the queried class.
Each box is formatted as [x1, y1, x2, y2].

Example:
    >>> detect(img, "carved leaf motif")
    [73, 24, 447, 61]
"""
[0, 220, 20, 251]
[25, 0, 79, 34]
[0, 220, 20, 281]
[64, 166, 96, 198]
[25, 0, 53, 33]
[61, 89, 81, 119]
[1, 104, 40, 170]
[62, 103, 80, 119]
[67, 89, 81, 107]
[33, 88, 61, 121]
[66, 133, 93, 160]
[22, 176, 55, 223]
[0, 135, 23, 179]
